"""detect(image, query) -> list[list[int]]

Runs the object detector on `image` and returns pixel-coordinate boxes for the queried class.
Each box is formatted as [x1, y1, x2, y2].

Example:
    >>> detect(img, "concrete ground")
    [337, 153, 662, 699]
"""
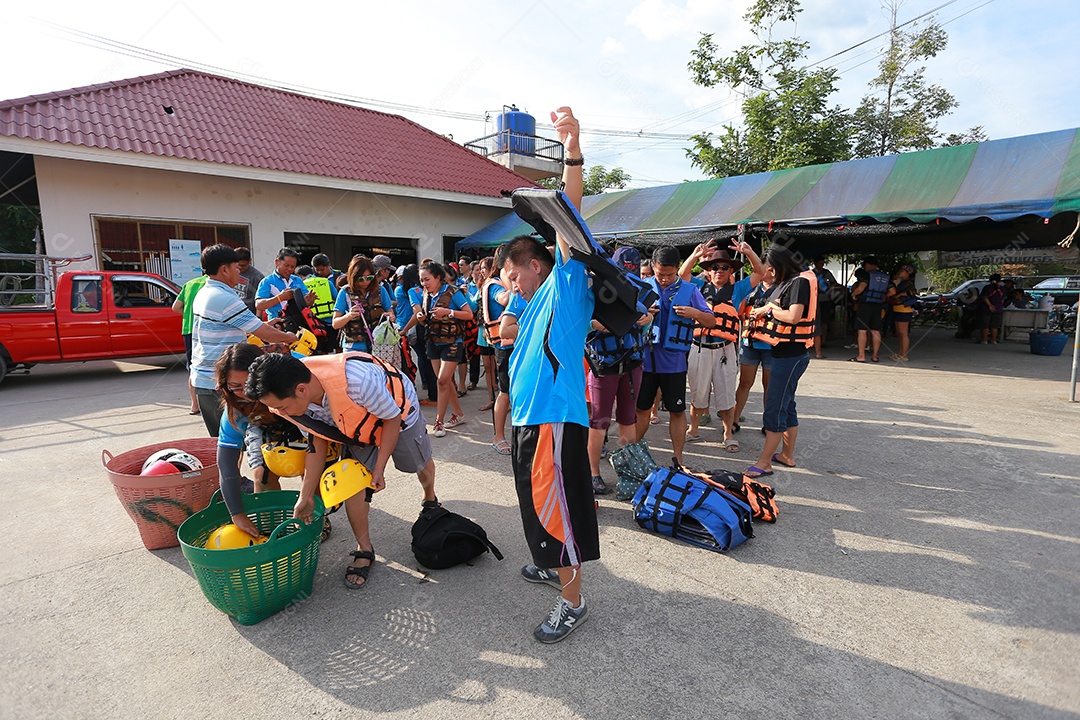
[1, 326, 1078, 719]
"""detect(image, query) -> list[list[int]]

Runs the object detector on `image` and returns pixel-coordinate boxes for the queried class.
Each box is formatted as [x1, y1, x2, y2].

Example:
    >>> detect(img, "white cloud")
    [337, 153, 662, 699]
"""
[625, 0, 734, 42]
[601, 37, 627, 55]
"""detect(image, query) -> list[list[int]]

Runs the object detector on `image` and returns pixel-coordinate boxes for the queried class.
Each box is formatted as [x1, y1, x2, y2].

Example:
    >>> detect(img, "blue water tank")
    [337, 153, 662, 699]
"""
[496, 106, 536, 155]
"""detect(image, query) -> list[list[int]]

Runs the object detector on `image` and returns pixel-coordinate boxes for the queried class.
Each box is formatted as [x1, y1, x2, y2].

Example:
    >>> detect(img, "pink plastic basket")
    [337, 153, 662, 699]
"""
[102, 438, 221, 550]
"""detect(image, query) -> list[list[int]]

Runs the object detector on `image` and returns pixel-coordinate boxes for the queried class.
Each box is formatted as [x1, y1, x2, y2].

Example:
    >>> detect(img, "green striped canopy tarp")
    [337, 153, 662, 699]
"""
[458, 127, 1080, 250]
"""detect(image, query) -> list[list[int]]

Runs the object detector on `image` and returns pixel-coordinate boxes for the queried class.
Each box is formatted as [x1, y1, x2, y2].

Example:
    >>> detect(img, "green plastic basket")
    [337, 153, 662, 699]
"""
[178, 490, 325, 625]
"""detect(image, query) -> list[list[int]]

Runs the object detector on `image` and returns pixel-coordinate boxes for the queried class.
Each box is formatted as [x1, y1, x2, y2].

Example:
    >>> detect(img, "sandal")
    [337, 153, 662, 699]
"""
[685, 433, 703, 443]
[744, 465, 774, 479]
[725, 439, 740, 453]
[479, 401, 495, 412]
[344, 549, 376, 589]
[492, 439, 511, 456]
[321, 516, 332, 543]
[649, 415, 660, 425]
[732, 423, 741, 434]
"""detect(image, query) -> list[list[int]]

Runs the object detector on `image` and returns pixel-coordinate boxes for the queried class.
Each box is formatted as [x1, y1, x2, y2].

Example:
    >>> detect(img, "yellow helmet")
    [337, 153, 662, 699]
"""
[320, 459, 374, 507]
[291, 328, 317, 356]
[246, 334, 265, 346]
[205, 524, 269, 550]
[325, 441, 341, 464]
[261, 440, 308, 477]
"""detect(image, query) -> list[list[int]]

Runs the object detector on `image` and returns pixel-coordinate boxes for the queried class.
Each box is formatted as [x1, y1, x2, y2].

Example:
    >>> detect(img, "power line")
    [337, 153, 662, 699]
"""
[36, 20, 697, 142]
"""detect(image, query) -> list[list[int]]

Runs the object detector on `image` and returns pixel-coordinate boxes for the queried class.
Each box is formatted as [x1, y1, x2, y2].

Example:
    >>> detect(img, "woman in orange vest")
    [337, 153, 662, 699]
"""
[743, 244, 815, 478]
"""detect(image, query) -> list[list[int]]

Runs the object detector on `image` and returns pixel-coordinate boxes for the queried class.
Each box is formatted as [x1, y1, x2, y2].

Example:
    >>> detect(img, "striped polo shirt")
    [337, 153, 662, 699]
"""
[190, 279, 264, 390]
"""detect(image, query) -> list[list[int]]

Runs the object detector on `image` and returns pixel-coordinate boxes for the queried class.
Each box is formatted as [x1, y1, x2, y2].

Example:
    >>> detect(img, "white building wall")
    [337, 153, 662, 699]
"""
[34, 156, 507, 271]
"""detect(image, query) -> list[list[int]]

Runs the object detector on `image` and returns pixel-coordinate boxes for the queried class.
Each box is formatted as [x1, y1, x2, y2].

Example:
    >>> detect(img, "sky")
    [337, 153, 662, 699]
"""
[2, 0, 1076, 190]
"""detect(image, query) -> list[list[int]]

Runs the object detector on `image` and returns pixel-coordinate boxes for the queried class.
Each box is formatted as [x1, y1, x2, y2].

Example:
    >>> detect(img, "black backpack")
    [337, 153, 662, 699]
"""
[411, 506, 504, 569]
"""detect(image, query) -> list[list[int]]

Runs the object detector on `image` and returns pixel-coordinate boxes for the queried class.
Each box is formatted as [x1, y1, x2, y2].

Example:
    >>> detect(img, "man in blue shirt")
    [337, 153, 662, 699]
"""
[634, 246, 714, 464]
[504, 107, 596, 644]
[256, 248, 316, 322]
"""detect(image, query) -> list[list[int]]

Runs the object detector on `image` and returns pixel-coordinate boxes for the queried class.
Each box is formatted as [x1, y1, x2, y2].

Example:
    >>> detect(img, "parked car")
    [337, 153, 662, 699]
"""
[1028, 276, 1080, 307]
[0, 269, 184, 384]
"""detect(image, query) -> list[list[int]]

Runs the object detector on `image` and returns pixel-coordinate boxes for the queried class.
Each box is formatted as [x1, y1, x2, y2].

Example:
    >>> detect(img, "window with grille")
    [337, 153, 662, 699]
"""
[94, 217, 250, 279]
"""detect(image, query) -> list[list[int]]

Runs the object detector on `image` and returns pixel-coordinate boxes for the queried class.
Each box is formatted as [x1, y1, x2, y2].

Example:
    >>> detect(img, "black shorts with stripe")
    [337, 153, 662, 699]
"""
[511, 422, 600, 569]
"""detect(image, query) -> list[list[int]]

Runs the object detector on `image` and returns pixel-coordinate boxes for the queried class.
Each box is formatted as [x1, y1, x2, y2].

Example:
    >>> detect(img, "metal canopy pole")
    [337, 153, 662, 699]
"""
[1070, 310, 1079, 402]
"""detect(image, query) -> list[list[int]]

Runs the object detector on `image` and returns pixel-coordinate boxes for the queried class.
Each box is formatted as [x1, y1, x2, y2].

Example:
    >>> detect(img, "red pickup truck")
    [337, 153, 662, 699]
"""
[0, 267, 184, 384]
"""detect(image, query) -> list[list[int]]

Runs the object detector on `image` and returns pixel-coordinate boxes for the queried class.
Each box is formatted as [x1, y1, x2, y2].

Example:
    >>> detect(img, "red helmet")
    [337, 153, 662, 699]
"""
[141, 460, 180, 476]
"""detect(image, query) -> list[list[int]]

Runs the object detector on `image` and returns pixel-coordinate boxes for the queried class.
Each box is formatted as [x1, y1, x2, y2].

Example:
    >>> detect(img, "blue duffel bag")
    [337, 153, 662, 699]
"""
[632, 465, 753, 552]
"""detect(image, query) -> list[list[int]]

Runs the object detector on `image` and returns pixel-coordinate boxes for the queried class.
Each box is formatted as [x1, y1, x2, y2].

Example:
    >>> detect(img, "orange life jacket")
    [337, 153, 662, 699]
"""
[693, 282, 740, 345]
[423, 286, 463, 344]
[481, 279, 504, 345]
[289, 352, 411, 447]
[746, 271, 818, 348]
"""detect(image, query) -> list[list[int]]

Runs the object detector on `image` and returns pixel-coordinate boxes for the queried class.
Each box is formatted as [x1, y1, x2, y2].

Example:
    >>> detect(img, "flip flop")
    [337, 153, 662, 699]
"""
[685, 433, 703, 443]
[649, 416, 660, 425]
[479, 401, 495, 412]
[744, 465, 774, 479]
[732, 423, 741, 434]
[871, 356, 880, 363]
[492, 439, 511, 456]
[772, 453, 796, 468]
[848, 357, 866, 363]
[188, 410, 200, 415]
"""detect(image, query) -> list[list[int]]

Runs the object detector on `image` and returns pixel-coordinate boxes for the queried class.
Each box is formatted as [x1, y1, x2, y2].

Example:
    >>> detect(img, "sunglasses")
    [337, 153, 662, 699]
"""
[705, 264, 733, 271]
[357, 274, 376, 282]
[223, 382, 247, 395]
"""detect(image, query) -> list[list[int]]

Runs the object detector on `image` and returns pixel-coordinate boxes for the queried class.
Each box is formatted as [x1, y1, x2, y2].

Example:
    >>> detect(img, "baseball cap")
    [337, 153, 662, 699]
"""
[372, 254, 395, 273]
[612, 246, 642, 270]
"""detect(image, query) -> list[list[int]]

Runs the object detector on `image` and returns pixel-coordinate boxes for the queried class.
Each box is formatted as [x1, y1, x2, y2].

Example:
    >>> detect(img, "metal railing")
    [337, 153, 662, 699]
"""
[464, 130, 565, 163]
[0, 253, 93, 308]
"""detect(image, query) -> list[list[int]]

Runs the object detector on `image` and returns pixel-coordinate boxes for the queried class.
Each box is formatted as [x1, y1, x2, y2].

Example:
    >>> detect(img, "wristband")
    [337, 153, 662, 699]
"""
[564, 156, 584, 167]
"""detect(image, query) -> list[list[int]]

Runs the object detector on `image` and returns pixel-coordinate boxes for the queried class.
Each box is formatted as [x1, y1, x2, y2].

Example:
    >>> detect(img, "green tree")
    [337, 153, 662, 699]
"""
[0, 205, 41, 254]
[686, 0, 851, 177]
[539, 165, 632, 196]
[851, 1, 981, 157]
[943, 126, 988, 146]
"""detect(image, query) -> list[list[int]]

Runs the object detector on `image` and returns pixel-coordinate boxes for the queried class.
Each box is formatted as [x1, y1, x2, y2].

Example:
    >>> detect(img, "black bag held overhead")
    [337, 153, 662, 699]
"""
[509, 188, 658, 337]
[411, 506, 504, 570]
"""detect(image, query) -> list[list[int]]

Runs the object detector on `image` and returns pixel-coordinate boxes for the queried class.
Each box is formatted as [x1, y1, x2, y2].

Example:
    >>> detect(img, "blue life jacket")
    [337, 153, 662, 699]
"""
[863, 270, 890, 304]
[648, 277, 697, 352]
[632, 465, 753, 553]
[586, 324, 645, 376]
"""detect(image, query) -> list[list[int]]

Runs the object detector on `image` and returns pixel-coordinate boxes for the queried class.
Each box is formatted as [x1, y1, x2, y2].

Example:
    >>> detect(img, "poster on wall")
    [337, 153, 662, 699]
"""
[169, 239, 203, 285]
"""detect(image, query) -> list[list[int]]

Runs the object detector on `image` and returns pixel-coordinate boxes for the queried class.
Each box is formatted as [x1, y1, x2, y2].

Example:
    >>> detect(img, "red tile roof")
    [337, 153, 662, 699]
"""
[0, 69, 534, 198]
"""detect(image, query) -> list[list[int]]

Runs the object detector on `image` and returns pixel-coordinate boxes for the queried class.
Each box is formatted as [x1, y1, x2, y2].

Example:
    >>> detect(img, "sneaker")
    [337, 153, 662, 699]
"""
[432, 420, 446, 437]
[534, 595, 588, 643]
[591, 475, 612, 495]
[445, 414, 467, 428]
[521, 563, 562, 589]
